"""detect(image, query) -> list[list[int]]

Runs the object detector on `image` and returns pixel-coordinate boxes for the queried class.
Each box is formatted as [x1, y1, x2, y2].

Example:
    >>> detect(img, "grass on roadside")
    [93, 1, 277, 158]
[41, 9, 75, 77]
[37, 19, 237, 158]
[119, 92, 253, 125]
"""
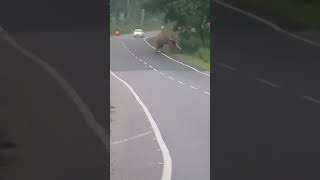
[147, 36, 210, 71]
[173, 52, 210, 71]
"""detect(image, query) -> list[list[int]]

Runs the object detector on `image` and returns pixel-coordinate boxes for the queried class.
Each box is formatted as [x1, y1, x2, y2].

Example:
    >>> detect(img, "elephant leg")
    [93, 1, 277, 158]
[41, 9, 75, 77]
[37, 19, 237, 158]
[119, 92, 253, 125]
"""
[155, 44, 162, 53]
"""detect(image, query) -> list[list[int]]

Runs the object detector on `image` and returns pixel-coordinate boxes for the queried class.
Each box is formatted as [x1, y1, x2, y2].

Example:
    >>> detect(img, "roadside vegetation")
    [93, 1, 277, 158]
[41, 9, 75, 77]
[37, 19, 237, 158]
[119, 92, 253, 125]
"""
[110, 0, 165, 34]
[225, 0, 320, 29]
[110, 0, 210, 71]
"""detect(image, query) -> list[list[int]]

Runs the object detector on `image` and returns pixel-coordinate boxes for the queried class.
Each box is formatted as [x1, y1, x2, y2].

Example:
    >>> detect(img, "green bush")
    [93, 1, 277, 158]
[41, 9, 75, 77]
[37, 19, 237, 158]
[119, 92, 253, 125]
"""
[180, 33, 210, 53]
[194, 48, 210, 62]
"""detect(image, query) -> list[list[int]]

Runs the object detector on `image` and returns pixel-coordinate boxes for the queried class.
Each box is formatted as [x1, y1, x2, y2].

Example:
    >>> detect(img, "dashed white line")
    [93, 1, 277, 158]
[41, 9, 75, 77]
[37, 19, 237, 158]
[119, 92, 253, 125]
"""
[143, 36, 210, 77]
[111, 131, 153, 145]
[256, 78, 281, 88]
[217, 62, 237, 71]
[190, 86, 199, 90]
[121, 39, 209, 97]
[110, 70, 172, 180]
[302, 96, 320, 104]
[204, 91, 210, 95]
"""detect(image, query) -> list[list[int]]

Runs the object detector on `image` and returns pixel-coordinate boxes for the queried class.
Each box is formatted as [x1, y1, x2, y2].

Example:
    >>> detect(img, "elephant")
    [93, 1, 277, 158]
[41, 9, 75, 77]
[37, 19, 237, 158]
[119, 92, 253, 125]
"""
[155, 31, 182, 53]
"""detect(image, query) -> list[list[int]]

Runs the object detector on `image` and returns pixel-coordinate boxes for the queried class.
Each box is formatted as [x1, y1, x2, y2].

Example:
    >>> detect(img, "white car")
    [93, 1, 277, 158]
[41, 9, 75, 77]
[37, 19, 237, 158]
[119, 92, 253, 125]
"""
[133, 29, 144, 38]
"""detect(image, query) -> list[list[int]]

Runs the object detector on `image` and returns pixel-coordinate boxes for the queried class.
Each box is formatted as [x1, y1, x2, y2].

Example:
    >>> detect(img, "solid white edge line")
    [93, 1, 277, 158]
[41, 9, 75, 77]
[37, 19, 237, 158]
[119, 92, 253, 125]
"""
[143, 36, 210, 77]
[213, 0, 320, 48]
[110, 70, 172, 180]
[1, 27, 108, 147]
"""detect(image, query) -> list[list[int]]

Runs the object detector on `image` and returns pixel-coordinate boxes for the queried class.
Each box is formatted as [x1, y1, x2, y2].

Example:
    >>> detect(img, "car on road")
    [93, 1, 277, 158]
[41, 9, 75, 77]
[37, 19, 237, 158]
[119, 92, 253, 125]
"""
[133, 29, 144, 38]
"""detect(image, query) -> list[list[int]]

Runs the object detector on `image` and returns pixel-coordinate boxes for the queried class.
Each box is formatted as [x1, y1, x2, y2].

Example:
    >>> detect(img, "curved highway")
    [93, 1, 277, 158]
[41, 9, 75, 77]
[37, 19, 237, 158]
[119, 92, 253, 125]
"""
[110, 32, 210, 180]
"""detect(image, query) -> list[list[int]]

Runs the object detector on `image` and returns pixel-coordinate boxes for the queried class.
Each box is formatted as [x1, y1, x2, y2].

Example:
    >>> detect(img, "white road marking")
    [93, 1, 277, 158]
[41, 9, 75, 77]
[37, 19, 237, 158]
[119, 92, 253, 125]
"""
[190, 86, 199, 90]
[110, 70, 172, 180]
[213, 0, 320, 48]
[121, 38, 210, 96]
[143, 36, 210, 77]
[168, 76, 174, 80]
[204, 91, 210, 95]
[111, 131, 153, 145]
[217, 62, 237, 71]
[256, 78, 281, 88]
[135, 56, 139, 59]
[1, 27, 108, 147]
[302, 96, 320, 104]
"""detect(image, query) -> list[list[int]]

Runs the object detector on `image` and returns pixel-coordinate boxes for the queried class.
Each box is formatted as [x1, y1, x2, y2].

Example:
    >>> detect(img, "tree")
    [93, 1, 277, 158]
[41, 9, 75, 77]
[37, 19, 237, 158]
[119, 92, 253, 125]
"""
[143, 0, 210, 46]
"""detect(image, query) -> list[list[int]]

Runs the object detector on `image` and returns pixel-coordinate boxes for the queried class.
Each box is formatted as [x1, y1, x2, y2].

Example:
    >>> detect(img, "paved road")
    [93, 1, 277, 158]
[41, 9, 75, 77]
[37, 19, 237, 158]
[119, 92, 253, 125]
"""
[110, 33, 210, 180]
[0, 28, 108, 179]
[213, 1, 320, 179]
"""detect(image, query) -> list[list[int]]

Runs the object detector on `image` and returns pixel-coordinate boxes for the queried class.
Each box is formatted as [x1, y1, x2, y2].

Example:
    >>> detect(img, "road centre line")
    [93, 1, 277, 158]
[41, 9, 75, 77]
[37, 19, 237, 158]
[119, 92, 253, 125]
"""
[143, 36, 210, 77]
[190, 86, 199, 90]
[120, 40, 210, 96]
[168, 76, 174, 80]
[217, 62, 237, 71]
[256, 78, 281, 88]
[302, 96, 320, 105]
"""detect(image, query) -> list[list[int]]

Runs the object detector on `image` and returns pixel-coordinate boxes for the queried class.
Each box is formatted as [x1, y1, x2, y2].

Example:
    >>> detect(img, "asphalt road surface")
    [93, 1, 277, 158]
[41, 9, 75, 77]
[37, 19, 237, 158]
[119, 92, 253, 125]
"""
[213, 1, 320, 179]
[110, 33, 210, 180]
[0, 28, 108, 179]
